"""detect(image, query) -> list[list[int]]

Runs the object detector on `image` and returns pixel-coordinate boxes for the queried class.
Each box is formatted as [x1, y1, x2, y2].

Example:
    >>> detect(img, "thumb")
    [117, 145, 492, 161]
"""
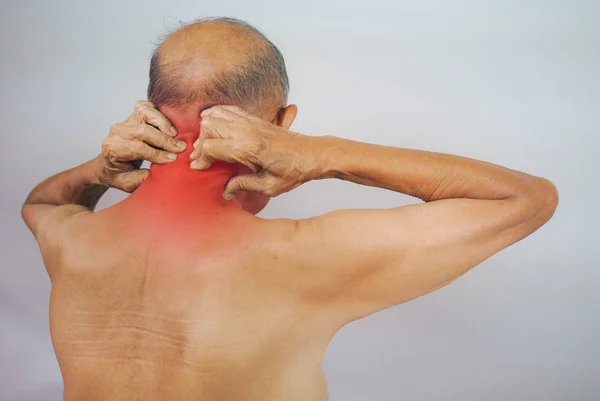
[223, 174, 269, 200]
[113, 169, 150, 193]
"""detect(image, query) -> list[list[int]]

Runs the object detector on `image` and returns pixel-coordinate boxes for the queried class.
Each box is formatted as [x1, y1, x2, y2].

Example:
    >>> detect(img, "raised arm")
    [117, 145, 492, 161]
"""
[289, 137, 558, 322]
[22, 158, 108, 238]
[22, 101, 185, 253]
[192, 106, 559, 324]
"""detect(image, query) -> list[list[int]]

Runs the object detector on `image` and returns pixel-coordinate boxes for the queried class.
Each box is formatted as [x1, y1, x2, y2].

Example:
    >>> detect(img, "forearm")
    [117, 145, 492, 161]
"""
[310, 136, 548, 202]
[24, 156, 108, 210]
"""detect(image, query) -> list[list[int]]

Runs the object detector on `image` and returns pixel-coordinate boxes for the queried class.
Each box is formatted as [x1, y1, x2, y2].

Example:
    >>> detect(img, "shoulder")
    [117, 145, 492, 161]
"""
[25, 204, 91, 243]
[28, 204, 95, 278]
[249, 216, 299, 246]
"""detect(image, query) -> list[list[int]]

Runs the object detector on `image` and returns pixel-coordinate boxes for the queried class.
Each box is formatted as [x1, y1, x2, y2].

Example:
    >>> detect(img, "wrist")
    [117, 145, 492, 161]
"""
[304, 135, 353, 181]
[89, 155, 109, 187]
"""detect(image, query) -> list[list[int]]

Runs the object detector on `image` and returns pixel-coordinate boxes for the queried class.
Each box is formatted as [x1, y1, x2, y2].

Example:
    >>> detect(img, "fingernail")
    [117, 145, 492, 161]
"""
[223, 193, 233, 200]
[193, 139, 199, 148]
[176, 141, 186, 149]
[170, 127, 178, 136]
[167, 153, 177, 160]
[201, 109, 212, 117]
[190, 160, 201, 169]
[189, 150, 197, 159]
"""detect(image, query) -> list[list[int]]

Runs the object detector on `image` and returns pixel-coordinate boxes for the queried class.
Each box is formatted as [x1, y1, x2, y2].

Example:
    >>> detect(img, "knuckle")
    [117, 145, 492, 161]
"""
[201, 141, 213, 154]
[102, 137, 117, 154]
[263, 177, 279, 195]
[151, 148, 164, 161]
[122, 131, 137, 141]
[105, 148, 119, 164]
[139, 106, 153, 118]
[263, 186, 276, 196]
[134, 100, 151, 110]
[165, 137, 177, 148]
[201, 115, 213, 126]
[156, 119, 170, 131]
[133, 124, 147, 137]
[109, 123, 124, 135]
[129, 110, 142, 122]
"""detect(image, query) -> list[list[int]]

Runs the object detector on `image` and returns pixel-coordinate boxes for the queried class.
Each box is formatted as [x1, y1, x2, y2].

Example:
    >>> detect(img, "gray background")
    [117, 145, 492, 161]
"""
[1, 0, 598, 400]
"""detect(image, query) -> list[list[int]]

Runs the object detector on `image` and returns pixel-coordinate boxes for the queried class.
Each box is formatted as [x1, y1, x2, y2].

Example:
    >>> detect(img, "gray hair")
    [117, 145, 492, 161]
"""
[147, 17, 289, 111]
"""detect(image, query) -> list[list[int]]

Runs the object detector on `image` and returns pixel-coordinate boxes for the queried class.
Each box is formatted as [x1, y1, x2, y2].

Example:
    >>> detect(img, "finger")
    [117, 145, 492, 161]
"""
[190, 139, 239, 170]
[132, 101, 178, 137]
[132, 141, 178, 164]
[222, 174, 270, 200]
[191, 116, 234, 159]
[201, 105, 253, 123]
[112, 169, 150, 193]
[104, 131, 178, 164]
[127, 124, 186, 153]
[134, 100, 154, 109]
[110, 140, 176, 164]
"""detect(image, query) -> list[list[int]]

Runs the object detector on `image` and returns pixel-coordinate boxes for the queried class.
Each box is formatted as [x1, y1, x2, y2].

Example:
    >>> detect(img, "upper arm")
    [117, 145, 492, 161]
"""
[289, 185, 558, 324]
[22, 203, 92, 278]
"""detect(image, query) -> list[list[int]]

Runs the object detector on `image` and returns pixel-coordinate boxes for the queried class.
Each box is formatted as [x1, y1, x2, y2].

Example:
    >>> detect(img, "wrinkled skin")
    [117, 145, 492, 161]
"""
[49, 101, 334, 401]
[21, 19, 558, 401]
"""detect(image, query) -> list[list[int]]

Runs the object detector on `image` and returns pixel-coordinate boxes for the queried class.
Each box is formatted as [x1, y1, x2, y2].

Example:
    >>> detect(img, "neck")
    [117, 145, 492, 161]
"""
[118, 105, 268, 220]
[129, 130, 243, 211]
[152, 132, 236, 193]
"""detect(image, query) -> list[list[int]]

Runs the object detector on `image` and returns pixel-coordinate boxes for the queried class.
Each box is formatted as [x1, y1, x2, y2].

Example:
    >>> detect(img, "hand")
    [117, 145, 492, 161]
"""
[190, 105, 317, 199]
[97, 101, 187, 192]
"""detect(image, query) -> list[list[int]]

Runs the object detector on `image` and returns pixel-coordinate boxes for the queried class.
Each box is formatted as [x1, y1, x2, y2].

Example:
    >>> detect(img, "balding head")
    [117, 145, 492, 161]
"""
[147, 17, 289, 114]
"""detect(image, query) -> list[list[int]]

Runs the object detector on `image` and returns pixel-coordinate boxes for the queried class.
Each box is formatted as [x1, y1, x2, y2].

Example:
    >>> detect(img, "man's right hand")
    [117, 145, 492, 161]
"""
[97, 101, 187, 192]
[189, 105, 319, 200]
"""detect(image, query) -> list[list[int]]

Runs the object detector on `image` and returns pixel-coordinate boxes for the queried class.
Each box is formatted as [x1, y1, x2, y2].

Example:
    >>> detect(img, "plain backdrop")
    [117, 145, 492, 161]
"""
[1, 1, 598, 400]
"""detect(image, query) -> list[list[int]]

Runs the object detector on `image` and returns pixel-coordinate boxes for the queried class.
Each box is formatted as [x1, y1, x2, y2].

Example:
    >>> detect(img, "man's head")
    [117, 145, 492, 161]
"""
[147, 17, 297, 214]
[147, 17, 294, 122]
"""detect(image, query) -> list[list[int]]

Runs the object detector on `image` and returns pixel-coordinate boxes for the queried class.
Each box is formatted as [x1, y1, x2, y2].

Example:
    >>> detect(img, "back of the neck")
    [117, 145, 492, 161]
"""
[132, 129, 240, 209]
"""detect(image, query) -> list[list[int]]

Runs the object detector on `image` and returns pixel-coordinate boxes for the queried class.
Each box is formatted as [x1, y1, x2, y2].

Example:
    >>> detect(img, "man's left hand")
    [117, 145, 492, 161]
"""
[96, 101, 187, 192]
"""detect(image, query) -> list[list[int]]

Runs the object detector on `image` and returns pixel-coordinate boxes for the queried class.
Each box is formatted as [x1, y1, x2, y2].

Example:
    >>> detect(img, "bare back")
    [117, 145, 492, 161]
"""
[27, 106, 558, 401]
[48, 179, 333, 401]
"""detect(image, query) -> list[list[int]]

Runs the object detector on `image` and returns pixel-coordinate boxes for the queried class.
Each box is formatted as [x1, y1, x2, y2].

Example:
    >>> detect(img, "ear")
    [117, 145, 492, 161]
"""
[271, 104, 298, 129]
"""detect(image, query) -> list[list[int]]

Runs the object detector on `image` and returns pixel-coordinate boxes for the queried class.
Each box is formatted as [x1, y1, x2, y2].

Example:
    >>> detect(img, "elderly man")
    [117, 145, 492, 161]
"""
[22, 17, 558, 401]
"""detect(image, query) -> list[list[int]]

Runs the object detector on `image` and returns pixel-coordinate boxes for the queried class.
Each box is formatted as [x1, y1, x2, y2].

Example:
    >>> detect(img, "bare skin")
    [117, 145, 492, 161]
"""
[21, 21, 559, 401]
[22, 101, 558, 401]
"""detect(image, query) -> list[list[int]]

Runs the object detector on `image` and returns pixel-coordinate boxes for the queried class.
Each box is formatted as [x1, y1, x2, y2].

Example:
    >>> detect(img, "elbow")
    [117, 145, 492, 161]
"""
[21, 201, 29, 222]
[21, 203, 33, 235]
[536, 178, 559, 214]
[21, 193, 35, 222]
[522, 177, 559, 222]
[21, 202, 34, 228]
